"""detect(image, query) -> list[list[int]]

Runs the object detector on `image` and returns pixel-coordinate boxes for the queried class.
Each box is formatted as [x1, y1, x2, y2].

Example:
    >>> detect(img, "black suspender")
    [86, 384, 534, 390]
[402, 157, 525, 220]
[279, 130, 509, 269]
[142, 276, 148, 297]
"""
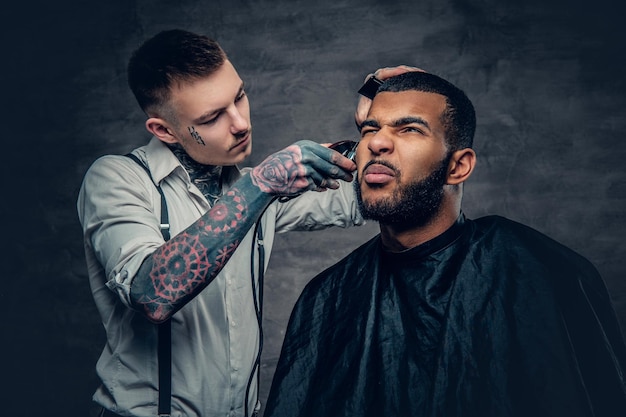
[126, 153, 171, 241]
[125, 153, 172, 417]
[125, 152, 265, 417]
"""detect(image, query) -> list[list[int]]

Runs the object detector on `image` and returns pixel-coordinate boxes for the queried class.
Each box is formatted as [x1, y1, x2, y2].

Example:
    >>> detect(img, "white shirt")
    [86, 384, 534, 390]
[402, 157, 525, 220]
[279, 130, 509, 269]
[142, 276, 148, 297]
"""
[77, 137, 363, 417]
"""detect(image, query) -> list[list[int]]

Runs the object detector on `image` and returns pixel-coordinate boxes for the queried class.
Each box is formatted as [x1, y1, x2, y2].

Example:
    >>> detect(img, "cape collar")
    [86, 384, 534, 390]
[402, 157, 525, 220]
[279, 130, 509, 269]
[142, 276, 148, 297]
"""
[380, 213, 467, 262]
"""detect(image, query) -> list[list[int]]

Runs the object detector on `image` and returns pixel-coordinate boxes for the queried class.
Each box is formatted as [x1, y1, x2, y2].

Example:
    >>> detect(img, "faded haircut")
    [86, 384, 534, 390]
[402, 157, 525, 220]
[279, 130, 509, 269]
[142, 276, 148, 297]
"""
[127, 29, 227, 118]
[377, 72, 476, 150]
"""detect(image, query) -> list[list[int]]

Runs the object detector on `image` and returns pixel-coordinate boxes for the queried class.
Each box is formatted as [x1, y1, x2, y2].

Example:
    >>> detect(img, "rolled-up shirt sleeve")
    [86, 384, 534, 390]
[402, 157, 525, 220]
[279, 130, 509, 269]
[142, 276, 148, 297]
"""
[78, 155, 165, 308]
[272, 177, 364, 232]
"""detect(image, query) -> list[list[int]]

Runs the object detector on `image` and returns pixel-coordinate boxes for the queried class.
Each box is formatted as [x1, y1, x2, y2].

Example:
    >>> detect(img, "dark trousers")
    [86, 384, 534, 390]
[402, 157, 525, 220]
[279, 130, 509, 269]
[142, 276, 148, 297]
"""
[99, 408, 125, 417]
[100, 407, 257, 417]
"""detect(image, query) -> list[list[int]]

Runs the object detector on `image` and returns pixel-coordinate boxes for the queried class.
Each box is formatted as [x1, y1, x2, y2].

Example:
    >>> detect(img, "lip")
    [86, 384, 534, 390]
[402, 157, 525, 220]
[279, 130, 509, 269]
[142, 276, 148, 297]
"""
[363, 162, 396, 184]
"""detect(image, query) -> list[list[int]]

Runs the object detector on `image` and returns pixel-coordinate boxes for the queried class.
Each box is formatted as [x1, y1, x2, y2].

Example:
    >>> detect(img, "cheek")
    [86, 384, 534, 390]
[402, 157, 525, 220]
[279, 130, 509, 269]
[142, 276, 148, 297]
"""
[402, 151, 445, 181]
[195, 122, 230, 145]
[354, 140, 369, 166]
[237, 97, 251, 120]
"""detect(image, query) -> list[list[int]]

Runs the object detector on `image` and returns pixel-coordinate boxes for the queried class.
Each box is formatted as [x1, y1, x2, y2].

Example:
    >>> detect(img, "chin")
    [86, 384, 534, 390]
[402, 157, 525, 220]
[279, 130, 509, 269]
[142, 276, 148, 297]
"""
[232, 149, 251, 165]
[241, 144, 253, 158]
[362, 186, 394, 201]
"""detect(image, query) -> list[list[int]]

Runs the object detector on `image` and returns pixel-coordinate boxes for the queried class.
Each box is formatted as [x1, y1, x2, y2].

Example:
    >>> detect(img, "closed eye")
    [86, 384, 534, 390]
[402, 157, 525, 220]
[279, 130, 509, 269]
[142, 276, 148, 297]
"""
[402, 126, 426, 135]
[360, 120, 380, 137]
[360, 128, 378, 137]
[235, 89, 246, 102]
[200, 115, 219, 125]
[193, 84, 246, 125]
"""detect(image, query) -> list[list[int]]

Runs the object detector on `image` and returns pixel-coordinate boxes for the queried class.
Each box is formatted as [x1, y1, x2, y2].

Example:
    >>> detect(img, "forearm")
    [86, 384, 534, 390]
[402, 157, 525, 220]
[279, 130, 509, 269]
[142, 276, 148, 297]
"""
[130, 173, 274, 322]
[129, 140, 355, 322]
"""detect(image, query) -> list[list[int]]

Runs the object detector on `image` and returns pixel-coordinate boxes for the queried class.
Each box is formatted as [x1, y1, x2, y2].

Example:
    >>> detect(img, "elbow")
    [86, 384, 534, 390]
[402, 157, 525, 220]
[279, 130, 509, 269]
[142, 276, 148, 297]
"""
[131, 299, 174, 323]
[145, 310, 172, 324]
[129, 280, 175, 323]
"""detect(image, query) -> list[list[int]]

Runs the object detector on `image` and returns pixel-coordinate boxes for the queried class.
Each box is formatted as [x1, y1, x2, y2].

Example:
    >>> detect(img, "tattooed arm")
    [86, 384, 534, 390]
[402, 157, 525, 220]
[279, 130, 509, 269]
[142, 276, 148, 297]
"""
[130, 140, 356, 322]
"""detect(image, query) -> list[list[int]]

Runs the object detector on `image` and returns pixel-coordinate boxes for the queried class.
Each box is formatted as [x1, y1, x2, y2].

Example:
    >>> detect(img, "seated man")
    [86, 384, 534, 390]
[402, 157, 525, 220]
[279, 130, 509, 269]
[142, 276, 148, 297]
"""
[263, 71, 626, 417]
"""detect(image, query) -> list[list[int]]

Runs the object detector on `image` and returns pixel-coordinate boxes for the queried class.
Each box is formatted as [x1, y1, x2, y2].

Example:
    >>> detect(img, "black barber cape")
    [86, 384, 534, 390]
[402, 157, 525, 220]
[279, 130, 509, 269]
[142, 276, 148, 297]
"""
[264, 215, 626, 417]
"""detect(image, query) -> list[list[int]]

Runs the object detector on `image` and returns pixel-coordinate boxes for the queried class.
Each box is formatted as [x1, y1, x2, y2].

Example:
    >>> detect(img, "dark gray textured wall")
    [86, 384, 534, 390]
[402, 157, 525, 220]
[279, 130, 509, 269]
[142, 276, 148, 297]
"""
[3, 0, 625, 415]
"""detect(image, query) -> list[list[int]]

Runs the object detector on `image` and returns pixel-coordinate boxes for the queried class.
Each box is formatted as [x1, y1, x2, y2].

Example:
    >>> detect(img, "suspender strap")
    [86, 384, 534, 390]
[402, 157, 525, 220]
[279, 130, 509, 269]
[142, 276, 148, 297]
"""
[157, 319, 172, 416]
[126, 153, 170, 241]
[125, 153, 172, 416]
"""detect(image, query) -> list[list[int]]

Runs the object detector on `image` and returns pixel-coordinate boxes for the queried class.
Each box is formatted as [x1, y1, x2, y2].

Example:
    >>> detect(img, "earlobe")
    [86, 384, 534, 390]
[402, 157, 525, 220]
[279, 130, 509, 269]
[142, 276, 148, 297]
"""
[145, 118, 178, 144]
[447, 148, 476, 185]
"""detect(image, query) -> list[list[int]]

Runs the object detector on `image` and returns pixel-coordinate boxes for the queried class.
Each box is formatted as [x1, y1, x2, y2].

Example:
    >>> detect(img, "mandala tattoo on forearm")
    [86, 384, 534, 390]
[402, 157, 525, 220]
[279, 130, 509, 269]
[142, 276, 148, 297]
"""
[143, 188, 248, 318]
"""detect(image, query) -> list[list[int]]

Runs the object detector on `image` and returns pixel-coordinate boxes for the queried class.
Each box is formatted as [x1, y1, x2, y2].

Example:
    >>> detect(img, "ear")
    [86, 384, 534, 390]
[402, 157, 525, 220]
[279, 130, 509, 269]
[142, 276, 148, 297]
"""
[446, 148, 476, 185]
[145, 117, 180, 145]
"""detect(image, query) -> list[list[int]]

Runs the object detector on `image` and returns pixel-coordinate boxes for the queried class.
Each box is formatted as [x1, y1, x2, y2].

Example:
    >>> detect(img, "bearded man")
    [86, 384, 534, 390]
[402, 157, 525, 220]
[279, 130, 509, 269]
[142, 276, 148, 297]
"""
[263, 71, 626, 417]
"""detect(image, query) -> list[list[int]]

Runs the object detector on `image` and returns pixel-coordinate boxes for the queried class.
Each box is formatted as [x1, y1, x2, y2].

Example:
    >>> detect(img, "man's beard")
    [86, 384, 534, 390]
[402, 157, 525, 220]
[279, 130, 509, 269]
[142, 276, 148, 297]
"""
[355, 154, 451, 229]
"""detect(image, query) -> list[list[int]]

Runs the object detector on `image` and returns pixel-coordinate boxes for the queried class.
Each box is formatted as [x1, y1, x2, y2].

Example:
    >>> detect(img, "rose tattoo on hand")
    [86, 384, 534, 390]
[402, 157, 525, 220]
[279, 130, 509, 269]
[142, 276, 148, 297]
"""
[251, 145, 308, 195]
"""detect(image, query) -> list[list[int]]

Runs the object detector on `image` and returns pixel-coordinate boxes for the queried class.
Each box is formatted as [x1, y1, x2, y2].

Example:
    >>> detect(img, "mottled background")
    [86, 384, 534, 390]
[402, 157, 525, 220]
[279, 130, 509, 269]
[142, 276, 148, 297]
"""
[3, 0, 625, 415]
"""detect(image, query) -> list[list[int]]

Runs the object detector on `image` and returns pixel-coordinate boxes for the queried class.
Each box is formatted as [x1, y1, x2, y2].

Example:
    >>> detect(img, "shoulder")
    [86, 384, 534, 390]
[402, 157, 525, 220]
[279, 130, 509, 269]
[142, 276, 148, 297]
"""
[83, 152, 156, 186]
[78, 153, 158, 207]
[472, 215, 573, 248]
[471, 214, 534, 235]
[470, 215, 599, 276]
[84, 153, 144, 179]
[284, 235, 381, 334]
[300, 235, 380, 298]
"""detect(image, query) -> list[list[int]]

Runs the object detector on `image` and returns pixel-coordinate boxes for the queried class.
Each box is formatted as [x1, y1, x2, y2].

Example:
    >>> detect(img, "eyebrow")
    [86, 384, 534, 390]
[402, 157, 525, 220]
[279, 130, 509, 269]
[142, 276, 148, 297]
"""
[360, 116, 431, 132]
[191, 82, 245, 124]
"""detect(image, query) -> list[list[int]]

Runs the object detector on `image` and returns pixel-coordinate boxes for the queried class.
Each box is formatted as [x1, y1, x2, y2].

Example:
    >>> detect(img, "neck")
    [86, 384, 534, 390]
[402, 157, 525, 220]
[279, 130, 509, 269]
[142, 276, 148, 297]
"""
[168, 144, 224, 204]
[379, 198, 461, 252]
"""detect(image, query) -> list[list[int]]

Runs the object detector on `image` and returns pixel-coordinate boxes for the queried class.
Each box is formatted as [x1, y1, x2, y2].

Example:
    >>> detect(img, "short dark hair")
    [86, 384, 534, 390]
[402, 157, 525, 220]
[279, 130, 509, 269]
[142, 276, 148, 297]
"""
[127, 29, 227, 117]
[378, 72, 476, 150]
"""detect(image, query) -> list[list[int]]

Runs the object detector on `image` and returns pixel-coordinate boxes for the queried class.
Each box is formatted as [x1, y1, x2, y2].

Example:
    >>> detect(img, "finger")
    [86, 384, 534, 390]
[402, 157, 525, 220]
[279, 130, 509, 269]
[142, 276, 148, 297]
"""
[355, 95, 372, 127]
[362, 72, 376, 83]
[312, 179, 339, 193]
[356, 66, 427, 126]
[306, 155, 354, 182]
[300, 141, 356, 179]
[374, 65, 426, 81]
[318, 177, 341, 190]
[283, 154, 334, 189]
[298, 171, 340, 193]
[319, 152, 356, 180]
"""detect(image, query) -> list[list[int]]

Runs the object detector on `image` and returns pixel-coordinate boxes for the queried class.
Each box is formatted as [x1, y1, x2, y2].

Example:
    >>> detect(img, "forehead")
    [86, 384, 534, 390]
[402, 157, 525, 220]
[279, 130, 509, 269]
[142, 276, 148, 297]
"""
[368, 90, 447, 124]
[168, 60, 243, 119]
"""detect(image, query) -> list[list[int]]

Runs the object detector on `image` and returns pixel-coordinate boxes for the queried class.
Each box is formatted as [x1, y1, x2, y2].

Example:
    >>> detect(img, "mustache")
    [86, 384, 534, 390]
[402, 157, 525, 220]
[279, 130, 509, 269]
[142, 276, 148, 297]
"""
[362, 159, 400, 175]
[234, 128, 251, 140]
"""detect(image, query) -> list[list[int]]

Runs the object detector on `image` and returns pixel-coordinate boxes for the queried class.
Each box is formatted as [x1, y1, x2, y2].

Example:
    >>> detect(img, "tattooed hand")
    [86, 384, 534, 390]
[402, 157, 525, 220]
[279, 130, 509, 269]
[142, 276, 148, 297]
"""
[250, 140, 356, 197]
[130, 140, 355, 322]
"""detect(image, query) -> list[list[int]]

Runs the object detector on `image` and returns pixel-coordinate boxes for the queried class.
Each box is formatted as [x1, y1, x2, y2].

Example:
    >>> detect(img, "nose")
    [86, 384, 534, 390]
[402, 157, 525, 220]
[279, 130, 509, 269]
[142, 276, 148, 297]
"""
[229, 105, 249, 134]
[366, 128, 394, 155]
